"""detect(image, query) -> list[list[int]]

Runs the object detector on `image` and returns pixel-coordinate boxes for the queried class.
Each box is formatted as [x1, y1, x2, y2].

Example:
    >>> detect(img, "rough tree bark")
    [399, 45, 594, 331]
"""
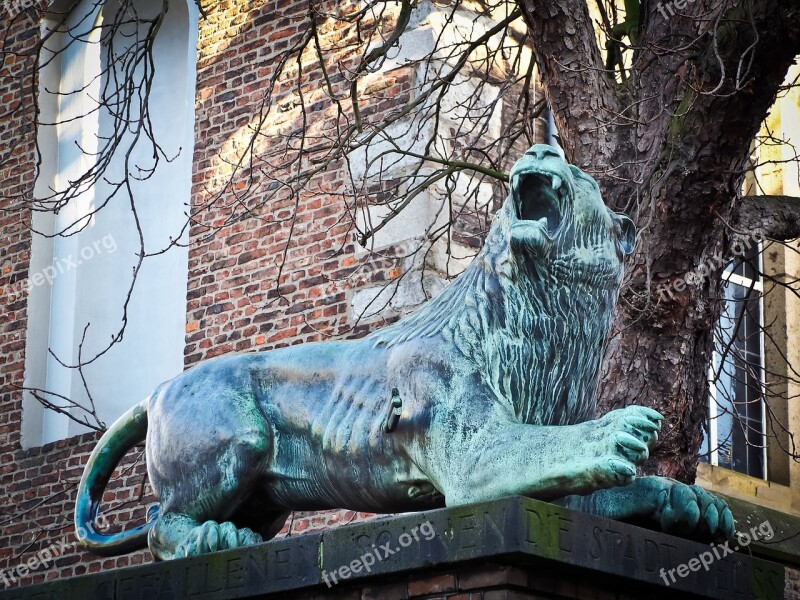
[518, 0, 800, 480]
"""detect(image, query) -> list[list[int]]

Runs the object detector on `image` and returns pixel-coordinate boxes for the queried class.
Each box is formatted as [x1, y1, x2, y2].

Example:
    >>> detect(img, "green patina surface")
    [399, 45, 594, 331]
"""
[717, 493, 800, 566]
[5, 496, 789, 600]
[74, 146, 734, 565]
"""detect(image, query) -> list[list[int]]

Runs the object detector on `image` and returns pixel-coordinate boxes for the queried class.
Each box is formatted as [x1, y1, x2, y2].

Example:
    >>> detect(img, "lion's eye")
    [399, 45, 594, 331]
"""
[517, 174, 562, 236]
[610, 213, 636, 256]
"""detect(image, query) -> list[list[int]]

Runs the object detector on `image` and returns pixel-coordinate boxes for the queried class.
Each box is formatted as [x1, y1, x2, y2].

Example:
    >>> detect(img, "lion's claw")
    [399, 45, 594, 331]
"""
[614, 431, 649, 463]
[173, 520, 264, 558]
[577, 405, 663, 489]
[608, 458, 636, 483]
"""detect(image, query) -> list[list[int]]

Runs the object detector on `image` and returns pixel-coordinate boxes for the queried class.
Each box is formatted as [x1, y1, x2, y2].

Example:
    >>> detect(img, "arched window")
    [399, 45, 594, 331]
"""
[22, 0, 197, 446]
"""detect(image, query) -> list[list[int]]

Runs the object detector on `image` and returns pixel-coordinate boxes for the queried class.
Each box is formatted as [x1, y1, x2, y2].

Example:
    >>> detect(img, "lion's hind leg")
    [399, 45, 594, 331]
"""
[146, 430, 277, 560]
[145, 387, 277, 560]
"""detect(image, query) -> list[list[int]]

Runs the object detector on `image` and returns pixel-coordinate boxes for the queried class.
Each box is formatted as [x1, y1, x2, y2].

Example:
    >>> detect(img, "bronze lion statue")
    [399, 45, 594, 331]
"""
[75, 145, 734, 560]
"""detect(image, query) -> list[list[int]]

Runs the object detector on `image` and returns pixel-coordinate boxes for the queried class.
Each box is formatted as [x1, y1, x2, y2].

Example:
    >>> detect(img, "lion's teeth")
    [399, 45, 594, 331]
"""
[552, 175, 562, 192]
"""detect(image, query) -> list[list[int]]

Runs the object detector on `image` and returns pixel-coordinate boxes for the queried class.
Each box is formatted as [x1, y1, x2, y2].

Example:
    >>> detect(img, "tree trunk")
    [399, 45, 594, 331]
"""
[518, 0, 800, 480]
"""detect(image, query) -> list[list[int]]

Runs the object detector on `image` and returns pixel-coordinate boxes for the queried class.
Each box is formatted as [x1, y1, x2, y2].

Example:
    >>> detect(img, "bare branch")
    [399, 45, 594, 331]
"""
[734, 194, 800, 241]
[516, 0, 624, 165]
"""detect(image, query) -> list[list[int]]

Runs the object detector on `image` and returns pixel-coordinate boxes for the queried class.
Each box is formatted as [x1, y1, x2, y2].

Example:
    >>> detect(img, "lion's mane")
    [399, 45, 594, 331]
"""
[370, 196, 622, 427]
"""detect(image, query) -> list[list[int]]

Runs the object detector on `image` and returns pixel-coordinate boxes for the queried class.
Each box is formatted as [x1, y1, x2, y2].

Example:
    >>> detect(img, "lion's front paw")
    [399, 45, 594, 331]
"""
[646, 478, 735, 540]
[173, 520, 263, 558]
[582, 406, 662, 488]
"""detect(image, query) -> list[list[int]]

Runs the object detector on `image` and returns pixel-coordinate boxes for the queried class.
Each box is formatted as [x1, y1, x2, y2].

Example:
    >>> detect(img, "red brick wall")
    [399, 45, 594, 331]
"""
[0, 0, 545, 589]
[1, 2, 798, 595]
[185, 0, 410, 365]
[0, 2, 66, 588]
[0, 0, 162, 585]
[0, 0, 438, 587]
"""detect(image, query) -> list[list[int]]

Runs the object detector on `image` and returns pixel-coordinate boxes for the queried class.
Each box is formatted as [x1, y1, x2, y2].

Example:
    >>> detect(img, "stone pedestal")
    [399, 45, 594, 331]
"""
[0, 496, 788, 600]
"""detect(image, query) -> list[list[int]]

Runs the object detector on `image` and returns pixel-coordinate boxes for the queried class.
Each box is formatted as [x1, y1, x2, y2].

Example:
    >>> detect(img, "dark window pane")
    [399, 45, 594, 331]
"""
[703, 259, 765, 479]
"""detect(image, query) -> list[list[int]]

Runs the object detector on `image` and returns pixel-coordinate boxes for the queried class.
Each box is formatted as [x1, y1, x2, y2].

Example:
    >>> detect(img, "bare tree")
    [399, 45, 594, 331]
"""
[2, 0, 799, 489]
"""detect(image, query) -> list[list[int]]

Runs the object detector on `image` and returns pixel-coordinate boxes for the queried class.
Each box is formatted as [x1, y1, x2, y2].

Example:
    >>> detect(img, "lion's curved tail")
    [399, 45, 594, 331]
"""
[74, 398, 157, 556]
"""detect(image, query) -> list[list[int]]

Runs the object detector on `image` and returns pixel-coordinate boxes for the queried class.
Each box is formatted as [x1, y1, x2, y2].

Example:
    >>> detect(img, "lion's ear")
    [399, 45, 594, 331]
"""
[616, 214, 636, 256]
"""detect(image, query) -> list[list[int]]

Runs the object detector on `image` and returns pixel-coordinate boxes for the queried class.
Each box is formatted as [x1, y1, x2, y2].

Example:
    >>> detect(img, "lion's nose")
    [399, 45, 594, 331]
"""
[525, 144, 562, 161]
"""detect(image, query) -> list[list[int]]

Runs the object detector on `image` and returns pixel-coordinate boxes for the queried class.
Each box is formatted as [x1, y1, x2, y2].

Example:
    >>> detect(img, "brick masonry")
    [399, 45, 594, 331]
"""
[1, 1, 796, 598]
[0, 0, 543, 588]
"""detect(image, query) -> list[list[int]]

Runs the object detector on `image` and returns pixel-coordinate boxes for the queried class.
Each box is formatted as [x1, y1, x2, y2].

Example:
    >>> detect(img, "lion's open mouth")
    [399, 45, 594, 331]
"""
[515, 172, 566, 237]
